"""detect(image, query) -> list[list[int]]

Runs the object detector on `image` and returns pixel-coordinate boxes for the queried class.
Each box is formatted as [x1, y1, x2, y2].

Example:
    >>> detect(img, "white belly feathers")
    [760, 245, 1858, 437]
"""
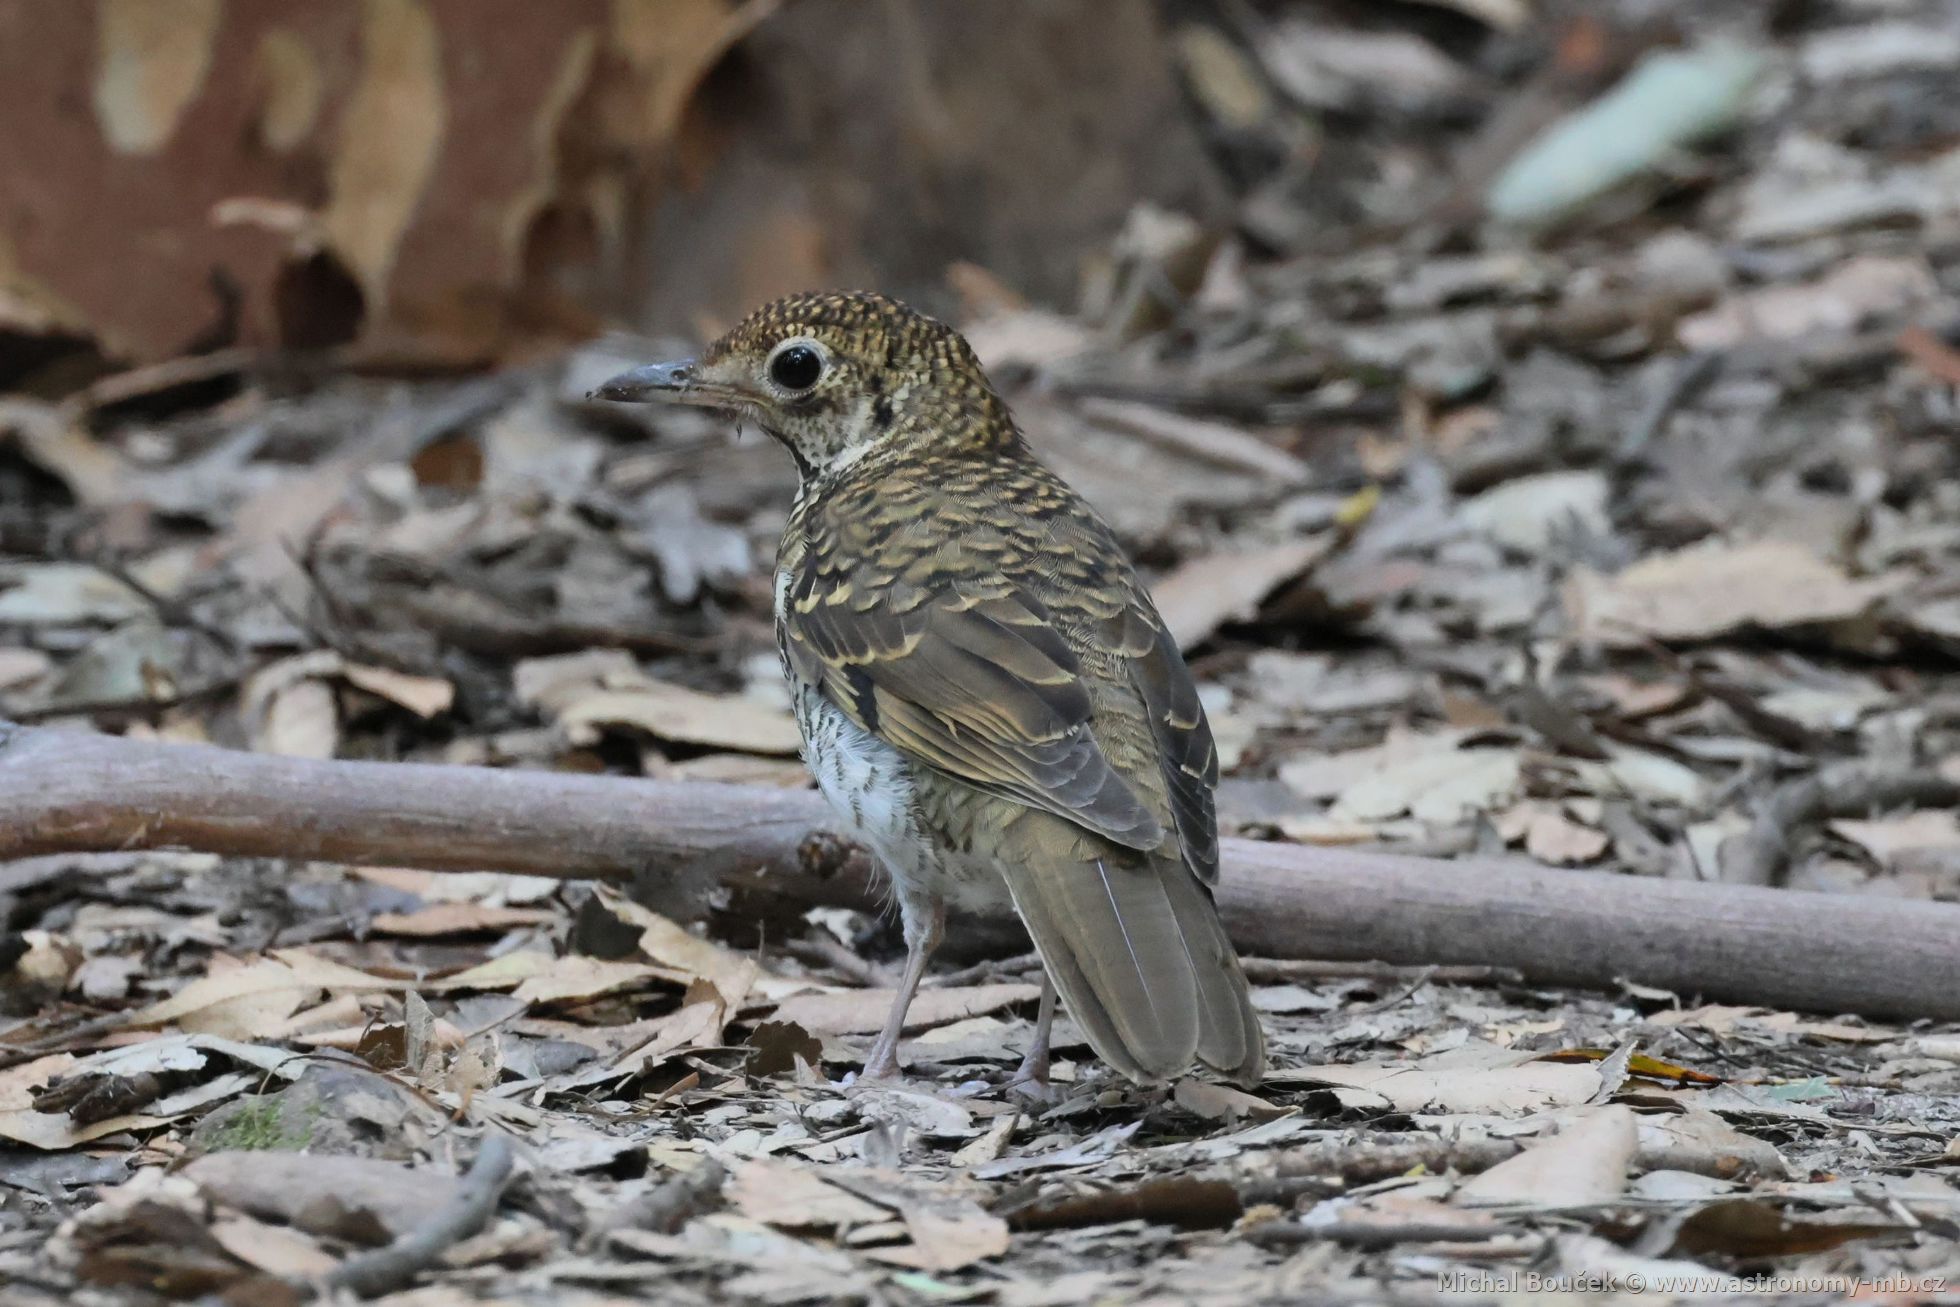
[778, 568, 1012, 917]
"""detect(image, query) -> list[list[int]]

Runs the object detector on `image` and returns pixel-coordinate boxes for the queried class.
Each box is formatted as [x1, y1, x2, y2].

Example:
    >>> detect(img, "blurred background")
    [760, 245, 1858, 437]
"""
[2, 0, 1959, 887]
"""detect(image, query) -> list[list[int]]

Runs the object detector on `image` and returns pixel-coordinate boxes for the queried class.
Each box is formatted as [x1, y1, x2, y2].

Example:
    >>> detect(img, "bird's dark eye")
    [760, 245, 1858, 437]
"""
[769, 344, 824, 391]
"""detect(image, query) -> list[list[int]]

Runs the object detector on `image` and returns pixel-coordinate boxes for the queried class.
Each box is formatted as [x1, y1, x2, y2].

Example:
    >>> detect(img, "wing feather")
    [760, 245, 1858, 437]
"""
[784, 580, 1164, 849]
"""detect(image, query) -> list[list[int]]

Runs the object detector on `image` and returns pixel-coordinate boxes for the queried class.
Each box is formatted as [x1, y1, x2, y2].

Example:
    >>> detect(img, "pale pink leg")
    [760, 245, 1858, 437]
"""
[860, 897, 943, 1080]
[1006, 972, 1056, 1091]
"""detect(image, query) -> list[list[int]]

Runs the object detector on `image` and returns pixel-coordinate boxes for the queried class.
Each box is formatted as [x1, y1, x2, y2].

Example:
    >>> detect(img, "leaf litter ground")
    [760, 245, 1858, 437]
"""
[4, 0, 1960, 1301]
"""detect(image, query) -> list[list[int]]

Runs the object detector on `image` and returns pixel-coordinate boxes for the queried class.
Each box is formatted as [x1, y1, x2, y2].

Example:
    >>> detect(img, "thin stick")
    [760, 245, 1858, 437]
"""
[320, 1132, 515, 1298]
[1721, 765, 1960, 887]
[585, 1157, 728, 1246]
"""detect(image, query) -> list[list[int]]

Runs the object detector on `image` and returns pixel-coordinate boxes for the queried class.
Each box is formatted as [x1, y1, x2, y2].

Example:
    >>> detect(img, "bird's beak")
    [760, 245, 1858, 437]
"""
[589, 359, 698, 403]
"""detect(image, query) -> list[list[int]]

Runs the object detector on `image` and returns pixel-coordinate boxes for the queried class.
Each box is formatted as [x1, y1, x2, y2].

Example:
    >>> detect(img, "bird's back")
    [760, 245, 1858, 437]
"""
[782, 442, 1264, 1084]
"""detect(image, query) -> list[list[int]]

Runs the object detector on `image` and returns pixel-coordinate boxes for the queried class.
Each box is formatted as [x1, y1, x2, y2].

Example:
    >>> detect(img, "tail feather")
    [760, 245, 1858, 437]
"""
[999, 848, 1200, 1082]
[996, 821, 1260, 1085]
[1160, 865, 1265, 1086]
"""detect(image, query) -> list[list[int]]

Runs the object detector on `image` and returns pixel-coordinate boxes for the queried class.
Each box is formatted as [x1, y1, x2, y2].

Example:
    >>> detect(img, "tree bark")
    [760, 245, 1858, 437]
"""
[5, 723, 1956, 1021]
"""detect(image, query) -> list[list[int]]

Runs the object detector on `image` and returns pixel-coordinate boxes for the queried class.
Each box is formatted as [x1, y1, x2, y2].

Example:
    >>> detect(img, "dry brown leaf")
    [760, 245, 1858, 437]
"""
[0, 1054, 76, 1108]
[1321, 734, 1522, 824]
[1152, 537, 1332, 650]
[516, 649, 799, 754]
[0, 1105, 174, 1150]
[432, 950, 556, 993]
[1677, 255, 1936, 349]
[0, 562, 148, 625]
[243, 652, 342, 759]
[1267, 1061, 1601, 1114]
[1279, 728, 1471, 800]
[600, 985, 731, 1078]
[0, 401, 130, 504]
[1459, 470, 1610, 556]
[592, 885, 764, 1009]
[1565, 538, 1909, 646]
[122, 952, 396, 1038]
[342, 663, 455, 718]
[558, 683, 799, 755]
[961, 307, 1097, 372]
[511, 955, 659, 1006]
[1524, 809, 1611, 865]
[1174, 1077, 1287, 1122]
[727, 1156, 888, 1229]
[208, 1215, 336, 1279]
[0, 646, 52, 689]
[1457, 1105, 1638, 1206]
[882, 1203, 1011, 1272]
[950, 1115, 1019, 1169]
[367, 903, 557, 937]
[1833, 810, 1960, 863]
[1637, 1109, 1789, 1180]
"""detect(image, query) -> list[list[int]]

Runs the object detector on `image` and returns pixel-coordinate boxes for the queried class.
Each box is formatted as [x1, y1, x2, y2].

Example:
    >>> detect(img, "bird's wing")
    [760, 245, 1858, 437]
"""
[780, 563, 1166, 852]
[1107, 599, 1222, 884]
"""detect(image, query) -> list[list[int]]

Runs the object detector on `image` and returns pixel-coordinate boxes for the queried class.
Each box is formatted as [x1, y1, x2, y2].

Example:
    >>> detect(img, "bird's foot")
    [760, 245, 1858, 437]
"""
[853, 1039, 906, 1083]
[995, 1047, 1059, 1105]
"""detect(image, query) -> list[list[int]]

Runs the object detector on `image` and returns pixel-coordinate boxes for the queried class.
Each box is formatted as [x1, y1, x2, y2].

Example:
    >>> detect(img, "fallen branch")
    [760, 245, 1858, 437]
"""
[4, 724, 1959, 1021]
[320, 1132, 514, 1298]
[1721, 765, 1960, 887]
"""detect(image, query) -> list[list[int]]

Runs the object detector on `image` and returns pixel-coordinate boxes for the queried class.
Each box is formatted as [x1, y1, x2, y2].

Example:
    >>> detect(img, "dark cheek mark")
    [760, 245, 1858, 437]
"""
[872, 395, 895, 430]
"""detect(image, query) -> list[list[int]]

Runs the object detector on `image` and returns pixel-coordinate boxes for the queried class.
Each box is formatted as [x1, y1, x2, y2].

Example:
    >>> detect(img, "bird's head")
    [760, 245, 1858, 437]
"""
[593, 291, 1016, 479]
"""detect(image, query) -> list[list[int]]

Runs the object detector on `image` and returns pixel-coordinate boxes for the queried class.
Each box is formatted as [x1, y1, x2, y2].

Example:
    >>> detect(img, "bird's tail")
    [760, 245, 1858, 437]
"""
[995, 826, 1264, 1086]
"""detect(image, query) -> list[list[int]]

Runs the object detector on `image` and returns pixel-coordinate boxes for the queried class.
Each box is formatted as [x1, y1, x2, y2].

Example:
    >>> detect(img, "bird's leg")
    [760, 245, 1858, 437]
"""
[860, 895, 944, 1081]
[1011, 972, 1057, 1086]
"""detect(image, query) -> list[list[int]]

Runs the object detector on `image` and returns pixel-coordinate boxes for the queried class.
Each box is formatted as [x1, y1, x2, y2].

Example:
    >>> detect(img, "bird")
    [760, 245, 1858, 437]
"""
[593, 290, 1263, 1088]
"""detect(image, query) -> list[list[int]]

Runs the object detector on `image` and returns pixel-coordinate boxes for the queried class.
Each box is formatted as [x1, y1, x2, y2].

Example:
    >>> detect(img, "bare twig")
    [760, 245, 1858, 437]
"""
[1244, 1125, 1783, 1191]
[319, 1133, 515, 1298]
[1618, 350, 1722, 461]
[1721, 765, 1960, 887]
[1, 725, 1958, 1021]
[586, 1158, 727, 1246]
[1246, 1219, 1520, 1250]
[783, 935, 896, 988]
[929, 950, 1043, 989]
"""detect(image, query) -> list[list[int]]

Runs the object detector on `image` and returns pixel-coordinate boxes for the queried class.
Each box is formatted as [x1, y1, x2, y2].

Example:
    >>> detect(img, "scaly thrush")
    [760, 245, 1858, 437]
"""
[595, 291, 1264, 1087]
